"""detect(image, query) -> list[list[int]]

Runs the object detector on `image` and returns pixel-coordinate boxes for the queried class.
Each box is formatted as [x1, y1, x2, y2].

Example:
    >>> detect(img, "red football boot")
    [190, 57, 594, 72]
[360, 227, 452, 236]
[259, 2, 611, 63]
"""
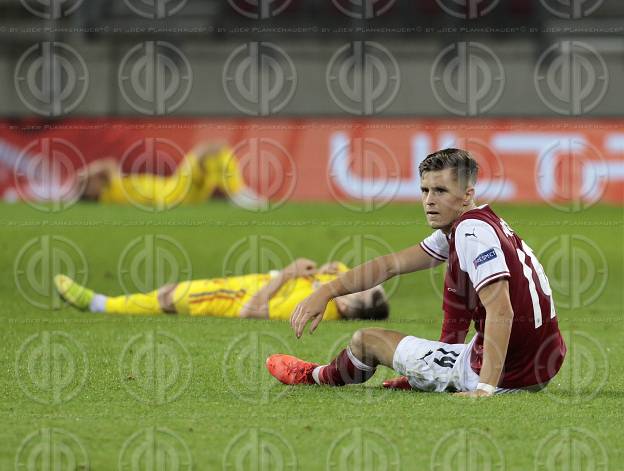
[382, 376, 413, 390]
[266, 354, 319, 385]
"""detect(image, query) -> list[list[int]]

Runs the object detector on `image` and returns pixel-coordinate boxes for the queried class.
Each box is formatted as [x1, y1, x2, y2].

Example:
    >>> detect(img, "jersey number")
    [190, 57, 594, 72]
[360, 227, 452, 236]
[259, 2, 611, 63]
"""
[419, 348, 459, 369]
[500, 219, 555, 329]
[516, 241, 556, 329]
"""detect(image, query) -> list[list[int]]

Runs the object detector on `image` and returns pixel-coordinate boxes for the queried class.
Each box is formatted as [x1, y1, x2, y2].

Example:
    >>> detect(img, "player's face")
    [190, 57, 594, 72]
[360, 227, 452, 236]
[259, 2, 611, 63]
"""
[420, 168, 473, 232]
[335, 286, 383, 319]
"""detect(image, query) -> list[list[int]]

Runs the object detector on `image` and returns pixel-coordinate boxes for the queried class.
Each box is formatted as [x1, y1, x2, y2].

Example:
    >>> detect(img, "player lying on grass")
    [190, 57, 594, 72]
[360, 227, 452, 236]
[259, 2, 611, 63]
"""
[77, 142, 265, 210]
[266, 148, 567, 397]
[54, 259, 389, 321]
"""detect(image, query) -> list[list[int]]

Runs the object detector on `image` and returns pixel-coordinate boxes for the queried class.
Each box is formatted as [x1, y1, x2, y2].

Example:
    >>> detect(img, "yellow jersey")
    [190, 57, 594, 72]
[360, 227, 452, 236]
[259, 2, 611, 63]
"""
[172, 264, 349, 320]
[98, 147, 243, 208]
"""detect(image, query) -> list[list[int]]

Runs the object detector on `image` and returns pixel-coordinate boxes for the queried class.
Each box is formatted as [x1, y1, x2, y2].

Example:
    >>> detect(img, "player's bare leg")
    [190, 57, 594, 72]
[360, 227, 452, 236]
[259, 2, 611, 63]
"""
[348, 328, 406, 368]
[352, 329, 413, 390]
[266, 328, 406, 386]
[157, 283, 178, 314]
[54, 275, 176, 315]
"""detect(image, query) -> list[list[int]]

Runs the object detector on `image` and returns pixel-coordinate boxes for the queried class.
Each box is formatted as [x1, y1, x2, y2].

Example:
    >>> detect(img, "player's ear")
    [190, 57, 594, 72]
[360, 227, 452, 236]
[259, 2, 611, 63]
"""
[464, 185, 475, 205]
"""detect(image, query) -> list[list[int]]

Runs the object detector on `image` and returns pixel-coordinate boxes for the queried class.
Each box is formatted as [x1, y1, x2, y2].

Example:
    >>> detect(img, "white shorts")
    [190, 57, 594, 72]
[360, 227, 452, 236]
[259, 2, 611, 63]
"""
[392, 335, 479, 392]
[392, 335, 549, 394]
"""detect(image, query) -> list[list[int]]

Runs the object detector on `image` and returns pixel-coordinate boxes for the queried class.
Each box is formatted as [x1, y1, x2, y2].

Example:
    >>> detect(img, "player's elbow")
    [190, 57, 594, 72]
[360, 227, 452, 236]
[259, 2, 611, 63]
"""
[492, 308, 514, 324]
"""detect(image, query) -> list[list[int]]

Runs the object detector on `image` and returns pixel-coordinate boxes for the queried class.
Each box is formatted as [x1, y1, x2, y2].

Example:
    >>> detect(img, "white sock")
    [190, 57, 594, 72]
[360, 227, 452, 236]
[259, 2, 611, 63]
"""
[312, 366, 325, 385]
[346, 347, 376, 372]
[89, 294, 107, 313]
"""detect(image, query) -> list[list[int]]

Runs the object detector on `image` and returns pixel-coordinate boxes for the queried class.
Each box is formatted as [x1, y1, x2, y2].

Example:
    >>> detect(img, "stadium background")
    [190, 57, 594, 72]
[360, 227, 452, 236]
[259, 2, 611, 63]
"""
[1, 0, 623, 469]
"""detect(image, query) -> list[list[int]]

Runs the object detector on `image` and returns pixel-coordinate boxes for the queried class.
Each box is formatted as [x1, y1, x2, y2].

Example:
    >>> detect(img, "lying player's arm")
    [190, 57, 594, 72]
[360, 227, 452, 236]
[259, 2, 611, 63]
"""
[317, 261, 347, 275]
[239, 258, 317, 319]
[291, 245, 441, 337]
[455, 280, 513, 398]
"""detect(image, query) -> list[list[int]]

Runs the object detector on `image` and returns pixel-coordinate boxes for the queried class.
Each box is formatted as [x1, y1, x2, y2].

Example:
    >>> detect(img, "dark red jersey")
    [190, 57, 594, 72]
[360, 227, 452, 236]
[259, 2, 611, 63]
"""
[420, 204, 566, 388]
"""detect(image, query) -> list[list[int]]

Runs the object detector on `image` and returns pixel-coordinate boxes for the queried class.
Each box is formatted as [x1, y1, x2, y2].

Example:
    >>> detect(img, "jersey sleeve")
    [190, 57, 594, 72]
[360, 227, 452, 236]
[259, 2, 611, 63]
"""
[454, 219, 510, 292]
[420, 229, 449, 261]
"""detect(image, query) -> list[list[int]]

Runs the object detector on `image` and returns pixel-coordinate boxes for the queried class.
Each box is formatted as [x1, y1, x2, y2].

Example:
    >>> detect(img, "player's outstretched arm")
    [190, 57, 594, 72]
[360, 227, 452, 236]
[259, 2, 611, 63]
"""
[291, 246, 438, 337]
[391, 243, 445, 274]
[455, 280, 514, 398]
[239, 258, 317, 319]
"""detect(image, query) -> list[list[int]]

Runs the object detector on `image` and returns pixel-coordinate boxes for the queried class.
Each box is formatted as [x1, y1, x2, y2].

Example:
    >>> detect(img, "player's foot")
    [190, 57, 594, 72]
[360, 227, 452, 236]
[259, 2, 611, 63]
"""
[54, 274, 94, 310]
[266, 354, 319, 385]
[382, 376, 413, 390]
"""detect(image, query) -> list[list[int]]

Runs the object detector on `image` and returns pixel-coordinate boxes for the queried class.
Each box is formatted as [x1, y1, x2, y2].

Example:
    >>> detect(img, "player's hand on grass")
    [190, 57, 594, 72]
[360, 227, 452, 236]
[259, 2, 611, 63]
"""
[453, 389, 493, 398]
[283, 258, 317, 278]
[290, 289, 330, 338]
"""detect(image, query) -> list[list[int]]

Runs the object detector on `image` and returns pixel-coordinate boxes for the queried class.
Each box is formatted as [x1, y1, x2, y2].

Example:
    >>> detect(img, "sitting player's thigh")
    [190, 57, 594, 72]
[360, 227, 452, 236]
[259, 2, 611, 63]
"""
[350, 328, 407, 367]
[392, 336, 477, 392]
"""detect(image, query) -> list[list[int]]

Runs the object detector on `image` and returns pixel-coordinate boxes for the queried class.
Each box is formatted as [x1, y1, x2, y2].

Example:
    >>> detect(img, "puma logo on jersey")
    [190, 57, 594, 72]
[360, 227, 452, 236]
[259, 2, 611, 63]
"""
[473, 248, 497, 268]
[464, 229, 477, 238]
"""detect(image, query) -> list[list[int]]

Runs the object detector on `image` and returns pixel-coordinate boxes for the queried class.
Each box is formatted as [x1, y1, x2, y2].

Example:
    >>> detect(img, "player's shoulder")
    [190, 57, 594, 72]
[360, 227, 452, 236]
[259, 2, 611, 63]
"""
[454, 205, 500, 236]
[454, 219, 501, 257]
[452, 207, 507, 257]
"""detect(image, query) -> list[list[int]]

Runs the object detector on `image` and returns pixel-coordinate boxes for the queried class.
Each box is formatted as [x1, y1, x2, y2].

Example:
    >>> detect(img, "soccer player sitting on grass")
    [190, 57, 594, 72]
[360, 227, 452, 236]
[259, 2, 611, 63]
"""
[266, 148, 567, 397]
[54, 259, 389, 321]
[78, 142, 266, 210]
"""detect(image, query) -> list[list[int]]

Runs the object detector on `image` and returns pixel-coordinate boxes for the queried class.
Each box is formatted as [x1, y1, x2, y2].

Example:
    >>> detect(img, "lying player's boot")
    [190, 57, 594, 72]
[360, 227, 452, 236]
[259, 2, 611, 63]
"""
[54, 274, 94, 310]
[266, 354, 319, 385]
[383, 376, 413, 390]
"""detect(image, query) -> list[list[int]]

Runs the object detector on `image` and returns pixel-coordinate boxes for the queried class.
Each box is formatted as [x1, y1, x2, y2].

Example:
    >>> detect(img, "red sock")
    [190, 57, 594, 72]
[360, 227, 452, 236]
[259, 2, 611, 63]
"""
[315, 348, 375, 386]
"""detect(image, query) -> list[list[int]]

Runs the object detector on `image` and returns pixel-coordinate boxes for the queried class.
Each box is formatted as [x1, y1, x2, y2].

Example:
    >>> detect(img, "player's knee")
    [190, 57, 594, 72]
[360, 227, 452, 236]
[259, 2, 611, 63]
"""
[349, 328, 377, 358]
[349, 328, 364, 351]
[158, 283, 177, 313]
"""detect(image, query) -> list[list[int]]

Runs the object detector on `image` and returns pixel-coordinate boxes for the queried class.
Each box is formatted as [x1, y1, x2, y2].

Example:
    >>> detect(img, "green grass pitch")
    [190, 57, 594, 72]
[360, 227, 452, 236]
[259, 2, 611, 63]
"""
[1, 201, 622, 470]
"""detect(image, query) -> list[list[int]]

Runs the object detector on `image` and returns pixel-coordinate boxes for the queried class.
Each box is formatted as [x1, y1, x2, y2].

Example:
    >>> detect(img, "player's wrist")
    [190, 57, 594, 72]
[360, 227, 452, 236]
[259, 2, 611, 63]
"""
[316, 283, 334, 301]
[476, 382, 496, 395]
